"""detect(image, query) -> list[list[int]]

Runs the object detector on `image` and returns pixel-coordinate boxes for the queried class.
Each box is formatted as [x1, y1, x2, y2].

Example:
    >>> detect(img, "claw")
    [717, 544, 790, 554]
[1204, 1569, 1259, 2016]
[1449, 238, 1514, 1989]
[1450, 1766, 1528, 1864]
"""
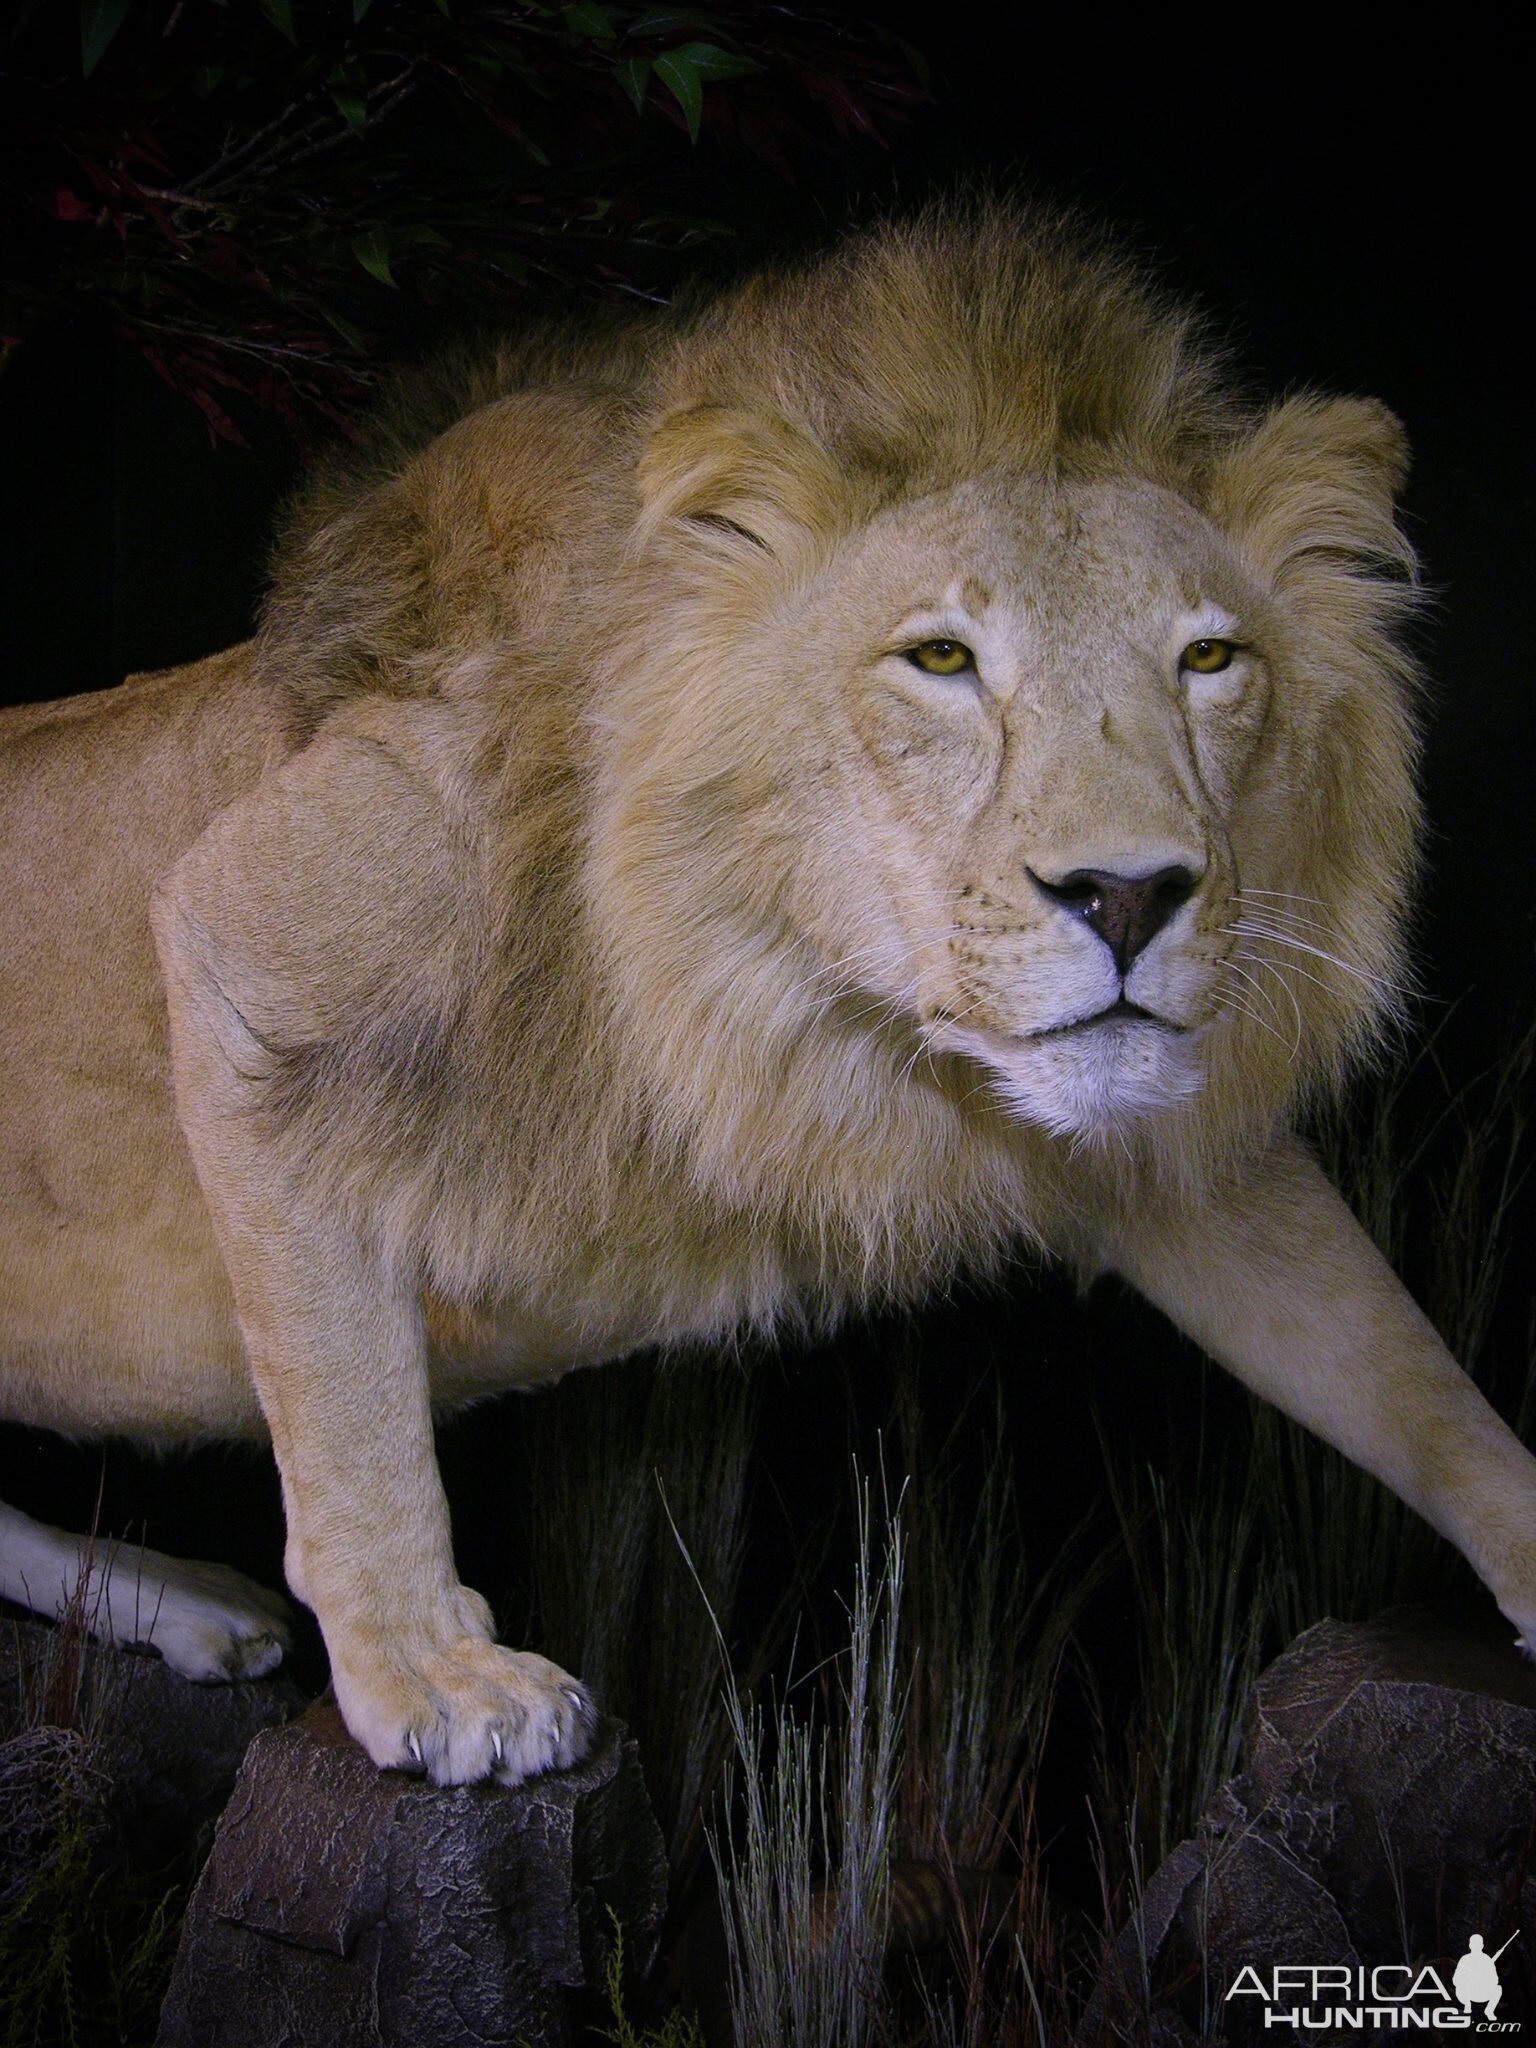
[405, 1731, 423, 1767]
[491, 1728, 503, 1765]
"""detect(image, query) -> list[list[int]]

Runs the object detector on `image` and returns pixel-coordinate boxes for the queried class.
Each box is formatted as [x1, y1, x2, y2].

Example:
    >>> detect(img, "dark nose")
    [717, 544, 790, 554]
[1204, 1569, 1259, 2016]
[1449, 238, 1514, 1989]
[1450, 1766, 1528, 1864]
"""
[1028, 865, 1199, 974]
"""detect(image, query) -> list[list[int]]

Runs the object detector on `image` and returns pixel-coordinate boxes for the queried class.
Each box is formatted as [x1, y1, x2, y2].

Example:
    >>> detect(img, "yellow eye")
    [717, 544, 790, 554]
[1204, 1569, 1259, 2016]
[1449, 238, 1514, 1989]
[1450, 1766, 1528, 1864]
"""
[907, 639, 974, 677]
[1180, 637, 1236, 675]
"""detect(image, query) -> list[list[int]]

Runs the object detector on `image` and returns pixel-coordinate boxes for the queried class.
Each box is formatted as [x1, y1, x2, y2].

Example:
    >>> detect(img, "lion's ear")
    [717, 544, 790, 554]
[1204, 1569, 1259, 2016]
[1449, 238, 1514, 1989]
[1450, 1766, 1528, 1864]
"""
[637, 405, 853, 562]
[1206, 394, 1414, 587]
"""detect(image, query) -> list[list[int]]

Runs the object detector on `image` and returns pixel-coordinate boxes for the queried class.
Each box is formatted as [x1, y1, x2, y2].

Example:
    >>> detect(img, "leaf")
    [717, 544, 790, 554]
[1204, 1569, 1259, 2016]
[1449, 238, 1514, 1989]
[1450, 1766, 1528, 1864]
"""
[670, 40, 759, 83]
[319, 303, 370, 353]
[654, 40, 759, 142]
[890, 34, 931, 92]
[254, 0, 296, 42]
[474, 34, 552, 96]
[482, 248, 529, 285]
[614, 54, 650, 114]
[653, 48, 702, 141]
[351, 229, 397, 287]
[628, 7, 709, 34]
[478, 104, 552, 163]
[562, 1, 616, 37]
[189, 383, 250, 449]
[329, 60, 368, 133]
[79, 0, 129, 77]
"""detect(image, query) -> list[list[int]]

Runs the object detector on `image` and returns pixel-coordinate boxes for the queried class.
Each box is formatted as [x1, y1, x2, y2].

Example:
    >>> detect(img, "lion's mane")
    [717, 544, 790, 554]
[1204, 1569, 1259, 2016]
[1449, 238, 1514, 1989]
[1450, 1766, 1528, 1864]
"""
[250, 203, 1422, 1338]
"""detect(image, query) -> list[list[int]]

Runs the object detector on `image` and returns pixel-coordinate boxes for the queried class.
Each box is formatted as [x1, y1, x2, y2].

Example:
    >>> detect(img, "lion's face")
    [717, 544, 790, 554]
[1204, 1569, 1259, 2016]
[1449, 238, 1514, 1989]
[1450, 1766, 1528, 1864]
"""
[612, 385, 1416, 1196]
[749, 473, 1283, 1139]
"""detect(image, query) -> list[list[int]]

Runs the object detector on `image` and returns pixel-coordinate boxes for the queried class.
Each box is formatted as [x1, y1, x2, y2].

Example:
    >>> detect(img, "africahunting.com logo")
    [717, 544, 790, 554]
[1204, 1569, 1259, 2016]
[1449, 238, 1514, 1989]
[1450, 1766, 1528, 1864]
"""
[1225, 1930, 1521, 2031]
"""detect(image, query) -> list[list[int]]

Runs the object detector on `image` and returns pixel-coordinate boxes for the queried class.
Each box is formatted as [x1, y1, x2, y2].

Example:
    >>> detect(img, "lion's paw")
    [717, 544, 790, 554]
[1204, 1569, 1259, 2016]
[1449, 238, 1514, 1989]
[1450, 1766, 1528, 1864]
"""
[122, 1553, 294, 1681]
[335, 1635, 596, 1788]
[1492, 1572, 1536, 1663]
[63, 1540, 294, 1683]
[0, 1507, 293, 1683]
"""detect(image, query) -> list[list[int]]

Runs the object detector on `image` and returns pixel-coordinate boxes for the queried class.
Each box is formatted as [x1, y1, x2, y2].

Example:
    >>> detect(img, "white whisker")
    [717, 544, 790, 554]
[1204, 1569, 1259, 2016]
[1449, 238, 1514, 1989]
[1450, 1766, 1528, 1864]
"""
[1220, 986, 1295, 1056]
[1236, 888, 1329, 908]
[954, 1072, 1004, 1114]
[1224, 920, 1406, 997]
[1222, 954, 1303, 1056]
[1211, 990, 1288, 1049]
[1217, 956, 1285, 1026]
[1228, 940, 1393, 1014]
[936, 988, 996, 1032]
[776, 939, 907, 1011]
[896, 983, 1000, 1094]
[1232, 898, 1344, 940]
[896, 1021, 940, 1093]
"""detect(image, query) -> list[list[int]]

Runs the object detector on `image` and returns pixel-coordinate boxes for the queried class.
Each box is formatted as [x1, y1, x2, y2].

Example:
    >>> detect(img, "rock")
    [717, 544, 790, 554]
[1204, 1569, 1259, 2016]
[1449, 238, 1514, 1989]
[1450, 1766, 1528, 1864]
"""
[156, 1697, 668, 2048]
[0, 1607, 305, 1878]
[1079, 1609, 1536, 2046]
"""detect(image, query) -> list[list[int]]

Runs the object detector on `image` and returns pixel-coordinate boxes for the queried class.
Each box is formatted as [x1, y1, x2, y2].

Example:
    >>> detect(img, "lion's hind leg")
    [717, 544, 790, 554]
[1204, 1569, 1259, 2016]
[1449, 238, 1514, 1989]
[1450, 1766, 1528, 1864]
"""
[0, 1500, 292, 1681]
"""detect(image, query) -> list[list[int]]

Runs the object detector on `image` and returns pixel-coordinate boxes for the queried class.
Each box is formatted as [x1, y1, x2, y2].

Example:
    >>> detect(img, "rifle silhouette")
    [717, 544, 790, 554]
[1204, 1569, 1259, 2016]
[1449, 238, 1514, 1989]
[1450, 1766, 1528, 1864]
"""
[1491, 1930, 1520, 1964]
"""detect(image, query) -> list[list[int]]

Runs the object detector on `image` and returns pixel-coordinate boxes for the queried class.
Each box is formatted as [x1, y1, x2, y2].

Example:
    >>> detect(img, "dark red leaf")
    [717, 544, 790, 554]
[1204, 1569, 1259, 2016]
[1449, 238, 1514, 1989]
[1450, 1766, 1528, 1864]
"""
[184, 352, 251, 394]
[188, 383, 250, 448]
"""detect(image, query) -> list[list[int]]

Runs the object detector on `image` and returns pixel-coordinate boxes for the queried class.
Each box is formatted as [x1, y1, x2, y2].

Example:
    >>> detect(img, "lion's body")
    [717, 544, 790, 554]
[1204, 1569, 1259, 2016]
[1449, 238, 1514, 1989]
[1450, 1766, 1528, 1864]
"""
[4, 206, 1534, 1782]
[0, 647, 274, 1437]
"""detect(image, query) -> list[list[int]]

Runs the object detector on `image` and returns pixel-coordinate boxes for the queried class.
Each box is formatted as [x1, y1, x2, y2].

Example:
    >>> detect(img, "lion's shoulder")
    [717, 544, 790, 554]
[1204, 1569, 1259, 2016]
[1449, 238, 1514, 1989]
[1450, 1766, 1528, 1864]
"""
[260, 374, 646, 734]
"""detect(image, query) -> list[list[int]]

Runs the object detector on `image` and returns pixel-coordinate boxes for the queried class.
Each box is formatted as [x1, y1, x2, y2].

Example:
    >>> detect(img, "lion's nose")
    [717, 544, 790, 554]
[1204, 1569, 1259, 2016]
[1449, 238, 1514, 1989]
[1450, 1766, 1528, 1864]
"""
[1028, 864, 1199, 974]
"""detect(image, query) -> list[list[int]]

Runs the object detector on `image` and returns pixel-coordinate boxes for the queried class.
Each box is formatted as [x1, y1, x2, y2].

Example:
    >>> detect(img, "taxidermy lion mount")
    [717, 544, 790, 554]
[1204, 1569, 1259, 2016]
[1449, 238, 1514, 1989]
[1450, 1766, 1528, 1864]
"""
[3, 204, 1534, 1788]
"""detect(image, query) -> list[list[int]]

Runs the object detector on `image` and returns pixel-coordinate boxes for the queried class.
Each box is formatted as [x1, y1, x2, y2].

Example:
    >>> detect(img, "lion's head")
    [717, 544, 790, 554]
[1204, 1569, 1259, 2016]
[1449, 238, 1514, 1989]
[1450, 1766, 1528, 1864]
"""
[588, 207, 1420, 1230]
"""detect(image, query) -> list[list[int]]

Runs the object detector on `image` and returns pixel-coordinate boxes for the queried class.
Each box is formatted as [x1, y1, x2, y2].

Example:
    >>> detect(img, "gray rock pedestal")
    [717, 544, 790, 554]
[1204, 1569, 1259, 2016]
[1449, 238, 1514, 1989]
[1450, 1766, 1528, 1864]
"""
[1079, 1610, 1536, 2047]
[156, 1697, 667, 2048]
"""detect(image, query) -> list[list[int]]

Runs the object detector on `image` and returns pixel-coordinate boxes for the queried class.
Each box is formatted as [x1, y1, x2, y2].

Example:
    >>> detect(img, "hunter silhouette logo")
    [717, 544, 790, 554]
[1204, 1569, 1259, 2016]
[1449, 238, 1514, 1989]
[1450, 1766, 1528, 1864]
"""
[1455, 1934, 1518, 2022]
[1225, 1931, 1522, 2031]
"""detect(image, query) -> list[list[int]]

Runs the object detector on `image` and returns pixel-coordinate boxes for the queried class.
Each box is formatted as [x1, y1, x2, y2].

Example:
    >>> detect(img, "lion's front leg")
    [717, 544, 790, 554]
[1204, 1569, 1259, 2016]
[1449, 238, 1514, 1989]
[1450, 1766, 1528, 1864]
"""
[167, 1132, 592, 1785]
[150, 739, 595, 1788]
[225, 1232, 592, 1786]
[1103, 1133, 1536, 1651]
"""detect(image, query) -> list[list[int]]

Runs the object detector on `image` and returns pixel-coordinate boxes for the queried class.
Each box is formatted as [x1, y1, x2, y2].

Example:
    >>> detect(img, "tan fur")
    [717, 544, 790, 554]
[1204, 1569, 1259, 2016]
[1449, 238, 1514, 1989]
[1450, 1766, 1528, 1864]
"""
[4, 204, 1534, 1784]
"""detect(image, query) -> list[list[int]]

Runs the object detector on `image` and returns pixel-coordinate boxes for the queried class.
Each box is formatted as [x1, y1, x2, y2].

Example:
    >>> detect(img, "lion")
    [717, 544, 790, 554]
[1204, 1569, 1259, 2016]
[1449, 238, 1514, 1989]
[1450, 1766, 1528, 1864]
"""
[3, 203, 1534, 1789]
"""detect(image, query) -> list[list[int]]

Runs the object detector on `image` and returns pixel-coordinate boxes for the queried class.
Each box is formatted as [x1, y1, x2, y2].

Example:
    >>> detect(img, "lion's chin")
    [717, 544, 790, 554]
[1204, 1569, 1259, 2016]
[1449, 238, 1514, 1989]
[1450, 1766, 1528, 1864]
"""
[947, 1016, 1207, 1142]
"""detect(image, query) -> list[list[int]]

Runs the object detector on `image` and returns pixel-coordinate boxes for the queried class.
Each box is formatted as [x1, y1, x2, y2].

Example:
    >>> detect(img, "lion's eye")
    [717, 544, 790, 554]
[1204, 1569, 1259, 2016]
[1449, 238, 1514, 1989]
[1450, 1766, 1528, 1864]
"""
[1180, 637, 1236, 675]
[906, 639, 975, 677]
